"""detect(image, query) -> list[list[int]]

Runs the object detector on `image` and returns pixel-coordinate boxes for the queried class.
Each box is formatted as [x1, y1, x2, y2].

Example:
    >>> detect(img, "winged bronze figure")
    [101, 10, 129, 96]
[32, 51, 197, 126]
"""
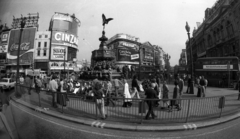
[102, 14, 113, 30]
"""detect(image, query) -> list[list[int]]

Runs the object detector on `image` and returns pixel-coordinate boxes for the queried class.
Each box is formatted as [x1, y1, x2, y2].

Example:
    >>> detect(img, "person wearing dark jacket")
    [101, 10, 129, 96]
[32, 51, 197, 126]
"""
[145, 83, 158, 120]
[93, 81, 107, 120]
[131, 75, 140, 99]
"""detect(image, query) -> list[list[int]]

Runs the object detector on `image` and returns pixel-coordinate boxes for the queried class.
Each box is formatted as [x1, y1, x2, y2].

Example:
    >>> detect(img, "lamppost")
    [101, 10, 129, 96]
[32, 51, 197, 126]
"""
[63, 48, 66, 78]
[185, 22, 194, 94]
[138, 45, 142, 80]
[16, 17, 26, 84]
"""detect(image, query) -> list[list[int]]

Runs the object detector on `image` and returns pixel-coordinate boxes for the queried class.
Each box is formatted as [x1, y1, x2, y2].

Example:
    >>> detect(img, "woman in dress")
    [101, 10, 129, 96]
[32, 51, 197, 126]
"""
[122, 79, 132, 107]
[162, 81, 170, 108]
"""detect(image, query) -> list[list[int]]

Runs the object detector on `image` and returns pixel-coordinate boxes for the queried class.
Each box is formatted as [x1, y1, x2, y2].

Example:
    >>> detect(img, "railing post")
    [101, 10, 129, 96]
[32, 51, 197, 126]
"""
[185, 99, 191, 123]
[140, 99, 144, 124]
[61, 94, 64, 113]
[95, 98, 98, 120]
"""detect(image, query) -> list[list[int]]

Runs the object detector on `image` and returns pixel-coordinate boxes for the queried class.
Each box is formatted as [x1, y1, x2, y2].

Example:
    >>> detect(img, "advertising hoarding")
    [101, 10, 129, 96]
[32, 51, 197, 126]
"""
[0, 44, 8, 53]
[7, 28, 36, 65]
[144, 51, 154, 61]
[51, 31, 78, 49]
[203, 65, 233, 70]
[50, 46, 68, 60]
[49, 61, 73, 70]
[51, 13, 80, 37]
[116, 41, 139, 62]
[1, 31, 9, 43]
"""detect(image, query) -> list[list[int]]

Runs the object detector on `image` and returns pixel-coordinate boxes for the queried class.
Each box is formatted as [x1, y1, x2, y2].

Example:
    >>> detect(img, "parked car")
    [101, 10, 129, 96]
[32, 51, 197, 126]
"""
[0, 78, 16, 90]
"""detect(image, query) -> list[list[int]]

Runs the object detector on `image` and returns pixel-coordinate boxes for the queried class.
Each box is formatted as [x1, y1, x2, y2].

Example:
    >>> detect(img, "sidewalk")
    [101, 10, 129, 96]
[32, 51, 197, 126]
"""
[10, 84, 240, 131]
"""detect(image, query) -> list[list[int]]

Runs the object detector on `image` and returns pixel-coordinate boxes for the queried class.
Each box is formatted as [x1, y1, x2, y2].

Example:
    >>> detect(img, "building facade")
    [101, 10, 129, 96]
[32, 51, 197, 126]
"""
[48, 13, 80, 74]
[34, 31, 51, 71]
[186, 0, 240, 76]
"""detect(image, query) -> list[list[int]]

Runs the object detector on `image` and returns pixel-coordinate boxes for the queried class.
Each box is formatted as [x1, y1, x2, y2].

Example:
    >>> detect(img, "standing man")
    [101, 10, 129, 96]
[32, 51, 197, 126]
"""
[145, 83, 158, 120]
[185, 75, 191, 94]
[49, 76, 58, 108]
[114, 78, 123, 99]
[24, 75, 32, 95]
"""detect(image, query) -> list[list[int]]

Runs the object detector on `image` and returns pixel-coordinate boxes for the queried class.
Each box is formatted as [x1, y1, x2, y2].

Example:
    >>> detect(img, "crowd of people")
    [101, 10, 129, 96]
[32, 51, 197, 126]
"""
[15, 71, 210, 121]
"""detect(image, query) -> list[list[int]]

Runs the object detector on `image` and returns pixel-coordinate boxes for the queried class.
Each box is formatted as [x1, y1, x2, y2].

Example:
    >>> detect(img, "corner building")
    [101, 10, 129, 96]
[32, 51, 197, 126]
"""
[186, 0, 240, 75]
[48, 13, 80, 74]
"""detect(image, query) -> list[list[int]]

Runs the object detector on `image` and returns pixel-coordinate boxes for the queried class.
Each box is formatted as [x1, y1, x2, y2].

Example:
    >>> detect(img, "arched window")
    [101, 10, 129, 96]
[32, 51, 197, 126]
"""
[213, 31, 217, 42]
[226, 21, 234, 36]
[217, 28, 220, 41]
[220, 25, 224, 39]
[208, 35, 212, 47]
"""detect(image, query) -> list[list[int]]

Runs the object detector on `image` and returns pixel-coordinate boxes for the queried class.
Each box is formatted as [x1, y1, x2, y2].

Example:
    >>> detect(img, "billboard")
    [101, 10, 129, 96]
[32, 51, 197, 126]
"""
[1, 31, 9, 44]
[116, 41, 139, 62]
[144, 51, 154, 61]
[50, 46, 68, 60]
[7, 28, 36, 65]
[51, 13, 80, 36]
[51, 31, 78, 49]
[0, 44, 8, 53]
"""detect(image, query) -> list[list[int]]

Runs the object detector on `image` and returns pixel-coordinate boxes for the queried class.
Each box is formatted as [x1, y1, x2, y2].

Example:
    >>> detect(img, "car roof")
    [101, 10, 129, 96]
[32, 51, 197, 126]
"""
[2, 78, 10, 80]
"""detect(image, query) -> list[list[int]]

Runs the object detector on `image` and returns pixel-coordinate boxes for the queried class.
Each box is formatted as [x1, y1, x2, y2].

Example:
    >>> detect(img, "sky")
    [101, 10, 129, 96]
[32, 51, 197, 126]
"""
[0, 0, 217, 66]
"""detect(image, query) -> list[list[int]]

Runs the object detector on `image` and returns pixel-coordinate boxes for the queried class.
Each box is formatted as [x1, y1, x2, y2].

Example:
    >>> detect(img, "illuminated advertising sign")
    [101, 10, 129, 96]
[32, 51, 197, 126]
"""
[118, 49, 139, 62]
[7, 28, 36, 65]
[51, 13, 80, 37]
[0, 44, 8, 53]
[52, 31, 78, 49]
[49, 61, 73, 70]
[52, 13, 73, 22]
[1, 31, 9, 43]
[203, 65, 233, 70]
[144, 51, 154, 61]
[50, 46, 68, 60]
[108, 34, 140, 43]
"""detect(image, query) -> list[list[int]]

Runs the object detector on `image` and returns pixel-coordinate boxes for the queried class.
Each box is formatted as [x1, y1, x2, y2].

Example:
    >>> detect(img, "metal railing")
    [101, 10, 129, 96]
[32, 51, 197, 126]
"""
[14, 84, 240, 124]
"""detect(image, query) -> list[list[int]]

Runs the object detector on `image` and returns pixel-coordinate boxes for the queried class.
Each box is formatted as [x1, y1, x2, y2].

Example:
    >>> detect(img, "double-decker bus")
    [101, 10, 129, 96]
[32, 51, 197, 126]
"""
[195, 57, 239, 87]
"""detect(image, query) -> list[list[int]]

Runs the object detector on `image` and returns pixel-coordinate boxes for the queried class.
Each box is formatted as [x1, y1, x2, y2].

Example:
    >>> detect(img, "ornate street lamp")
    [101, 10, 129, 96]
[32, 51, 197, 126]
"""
[185, 22, 194, 94]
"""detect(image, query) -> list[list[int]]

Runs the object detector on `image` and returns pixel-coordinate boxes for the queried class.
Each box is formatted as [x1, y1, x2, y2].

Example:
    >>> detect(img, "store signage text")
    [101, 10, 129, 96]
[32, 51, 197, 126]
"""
[119, 50, 131, 56]
[131, 54, 139, 60]
[1, 33, 8, 42]
[54, 32, 78, 46]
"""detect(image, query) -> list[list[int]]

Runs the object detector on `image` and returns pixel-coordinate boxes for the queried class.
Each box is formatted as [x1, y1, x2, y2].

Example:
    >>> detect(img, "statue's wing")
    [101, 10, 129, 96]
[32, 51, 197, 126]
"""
[102, 14, 106, 21]
[106, 18, 113, 22]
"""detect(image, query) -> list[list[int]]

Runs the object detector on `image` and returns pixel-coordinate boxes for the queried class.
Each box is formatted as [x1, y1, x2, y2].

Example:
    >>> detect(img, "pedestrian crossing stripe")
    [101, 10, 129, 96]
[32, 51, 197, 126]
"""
[183, 124, 197, 130]
[100, 123, 105, 128]
[91, 121, 106, 128]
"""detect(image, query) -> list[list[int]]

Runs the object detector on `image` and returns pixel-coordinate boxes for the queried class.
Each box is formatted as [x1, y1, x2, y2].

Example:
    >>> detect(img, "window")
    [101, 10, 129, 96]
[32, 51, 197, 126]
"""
[44, 42, 47, 47]
[43, 50, 47, 56]
[38, 42, 41, 48]
[37, 50, 40, 56]
[45, 35, 48, 38]
[39, 35, 42, 38]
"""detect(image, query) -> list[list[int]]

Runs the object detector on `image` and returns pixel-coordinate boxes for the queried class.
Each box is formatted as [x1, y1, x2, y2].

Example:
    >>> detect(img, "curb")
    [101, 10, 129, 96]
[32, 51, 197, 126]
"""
[11, 97, 240, 131]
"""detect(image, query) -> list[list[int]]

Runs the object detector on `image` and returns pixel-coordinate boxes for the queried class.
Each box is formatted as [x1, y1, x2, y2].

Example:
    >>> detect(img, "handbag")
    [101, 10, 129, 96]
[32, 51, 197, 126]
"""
[139, 84, 144, 92]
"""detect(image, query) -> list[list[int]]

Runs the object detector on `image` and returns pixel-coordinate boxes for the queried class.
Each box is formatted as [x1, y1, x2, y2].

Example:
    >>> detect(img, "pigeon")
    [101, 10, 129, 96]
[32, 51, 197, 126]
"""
[102, 14, 113, 26]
